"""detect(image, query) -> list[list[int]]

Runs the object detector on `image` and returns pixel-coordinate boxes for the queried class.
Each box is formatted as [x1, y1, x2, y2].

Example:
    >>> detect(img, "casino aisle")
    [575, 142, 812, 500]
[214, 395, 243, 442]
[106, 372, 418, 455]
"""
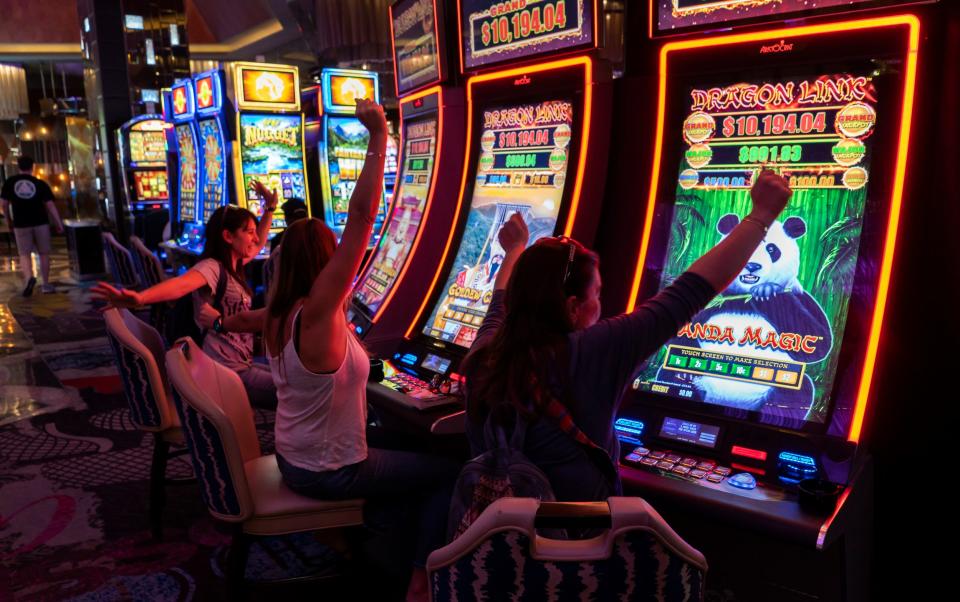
[0, 241, 406, 599]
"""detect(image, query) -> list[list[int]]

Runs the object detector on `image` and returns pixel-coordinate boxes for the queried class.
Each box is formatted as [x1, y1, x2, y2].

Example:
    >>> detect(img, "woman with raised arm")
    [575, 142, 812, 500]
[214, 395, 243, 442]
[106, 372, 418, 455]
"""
[93, 187, 279, 408]
[263, 98, 458, 602]
[462, 170, 793, 503]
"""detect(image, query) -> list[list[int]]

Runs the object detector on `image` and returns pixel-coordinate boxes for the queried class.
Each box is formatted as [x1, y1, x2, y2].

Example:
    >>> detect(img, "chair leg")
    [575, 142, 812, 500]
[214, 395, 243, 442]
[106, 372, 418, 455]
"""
[149, 435, 170, 540]
[227, 525, 252, 598]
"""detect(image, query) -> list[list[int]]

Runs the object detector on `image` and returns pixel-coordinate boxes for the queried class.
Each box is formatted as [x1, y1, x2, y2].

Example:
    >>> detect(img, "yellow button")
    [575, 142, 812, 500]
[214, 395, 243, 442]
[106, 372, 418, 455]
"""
[776, 370, 798, 385]
[753, 367, 775, 381]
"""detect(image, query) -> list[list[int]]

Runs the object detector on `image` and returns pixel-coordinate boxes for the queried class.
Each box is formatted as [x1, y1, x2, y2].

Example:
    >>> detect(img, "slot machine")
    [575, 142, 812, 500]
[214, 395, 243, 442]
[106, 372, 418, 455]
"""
[605, 1, 941, 599]
[317, 67, 389, 248]
[116, 114, 171, 248]
[365, 0, 611, 415]
[229, 62, 312, 242]
[347, 0, 467, 350]
[193, 69, 234, 229]
[166, 78, 204, 255]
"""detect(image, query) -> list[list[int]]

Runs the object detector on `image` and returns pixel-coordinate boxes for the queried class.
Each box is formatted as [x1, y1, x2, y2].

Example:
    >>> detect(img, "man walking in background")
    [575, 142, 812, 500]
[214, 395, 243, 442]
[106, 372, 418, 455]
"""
[0, 156, 64, 296]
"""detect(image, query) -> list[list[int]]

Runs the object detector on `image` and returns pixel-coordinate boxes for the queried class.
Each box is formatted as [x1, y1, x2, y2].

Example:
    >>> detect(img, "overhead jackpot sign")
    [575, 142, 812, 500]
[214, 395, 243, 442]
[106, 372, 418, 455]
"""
[658, 0, 892, 36]
[391, 0, 442, 94]
[170, 82, 194, 120]
[235, 63, 300, 111]
[194, 74, 220, 113]
[326, 73, 378, 112]
[461, 0, 595, 70]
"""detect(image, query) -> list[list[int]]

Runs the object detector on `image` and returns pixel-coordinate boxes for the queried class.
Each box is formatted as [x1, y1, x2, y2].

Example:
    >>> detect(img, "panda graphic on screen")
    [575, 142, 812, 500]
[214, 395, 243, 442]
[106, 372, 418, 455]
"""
[657, 214, 833, 423]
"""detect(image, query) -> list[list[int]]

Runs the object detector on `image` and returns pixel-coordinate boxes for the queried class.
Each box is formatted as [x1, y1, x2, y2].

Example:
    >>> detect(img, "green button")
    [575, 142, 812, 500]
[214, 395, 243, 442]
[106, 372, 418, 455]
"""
[709, 361, 729, 374]
[689, 358, 708, 371]
[731, 363, 751, 377]
[668, 355, 688, 368]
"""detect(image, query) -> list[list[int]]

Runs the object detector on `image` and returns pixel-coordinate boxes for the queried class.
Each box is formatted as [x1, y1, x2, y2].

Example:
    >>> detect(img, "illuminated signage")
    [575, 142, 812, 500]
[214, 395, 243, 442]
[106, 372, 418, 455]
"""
[321, 68, 380, 114]
[461, 0, 595, 70]
[656, 0, 903, 36]
[195, 76, 215, 109]
[170, 81, 194, 120]
[235, 63, 299, 110]
[391, 0, 442, 94]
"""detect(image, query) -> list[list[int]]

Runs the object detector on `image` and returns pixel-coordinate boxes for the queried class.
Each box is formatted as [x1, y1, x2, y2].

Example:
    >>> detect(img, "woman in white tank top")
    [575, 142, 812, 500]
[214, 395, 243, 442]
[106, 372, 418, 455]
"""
[263, 99, 459, 602]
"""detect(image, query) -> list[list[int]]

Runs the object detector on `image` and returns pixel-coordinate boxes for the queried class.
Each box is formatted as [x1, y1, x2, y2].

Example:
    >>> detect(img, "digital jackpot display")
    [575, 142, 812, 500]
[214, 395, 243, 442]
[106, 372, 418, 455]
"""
[238, 67, 298, 108]
[238, 113, 307, 231]
[657, 0, 897, 36]
[322, 115, 388, 239]
[354, 117, 438, 316]
[175, 124, 199, 223]
[634, 72, 879, 426]
[461, 0, 594, 70]
[198, 119, 227, 224]
[422, 99, 574, 347]
[392, 0, 441, 94]
[327, 75, 378, 111]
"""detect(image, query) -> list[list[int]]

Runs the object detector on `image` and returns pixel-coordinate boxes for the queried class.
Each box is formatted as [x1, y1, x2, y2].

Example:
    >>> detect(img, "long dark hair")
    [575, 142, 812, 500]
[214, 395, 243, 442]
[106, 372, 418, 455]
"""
[202, 204, 256, 295]
[464, 237, 599, 424]
[266, 217, 338, 355]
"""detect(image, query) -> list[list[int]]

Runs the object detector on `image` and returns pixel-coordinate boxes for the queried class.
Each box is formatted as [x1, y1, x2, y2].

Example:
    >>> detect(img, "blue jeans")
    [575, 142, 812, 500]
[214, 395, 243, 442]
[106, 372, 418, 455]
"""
[277, 447, 460, 567]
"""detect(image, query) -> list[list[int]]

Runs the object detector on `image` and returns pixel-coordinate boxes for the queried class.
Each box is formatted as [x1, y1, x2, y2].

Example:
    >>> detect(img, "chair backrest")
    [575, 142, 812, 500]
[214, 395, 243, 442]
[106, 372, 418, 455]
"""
[165, 337, 262, 522]
[103, 307, 177, 432]
[129, 235, 167, 287]
[428, 497, 708, 602]
[102, 231, 140, 288]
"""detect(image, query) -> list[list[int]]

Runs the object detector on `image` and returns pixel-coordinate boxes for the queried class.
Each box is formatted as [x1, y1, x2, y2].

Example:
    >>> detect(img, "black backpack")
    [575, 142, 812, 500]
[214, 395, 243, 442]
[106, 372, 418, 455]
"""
[447, 411, 556, 542]
[164, 264, 228, 346]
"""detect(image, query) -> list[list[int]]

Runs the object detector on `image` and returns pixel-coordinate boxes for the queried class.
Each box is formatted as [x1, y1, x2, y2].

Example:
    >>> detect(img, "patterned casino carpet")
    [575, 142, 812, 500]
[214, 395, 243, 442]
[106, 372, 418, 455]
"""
[0, 244, 406, 601]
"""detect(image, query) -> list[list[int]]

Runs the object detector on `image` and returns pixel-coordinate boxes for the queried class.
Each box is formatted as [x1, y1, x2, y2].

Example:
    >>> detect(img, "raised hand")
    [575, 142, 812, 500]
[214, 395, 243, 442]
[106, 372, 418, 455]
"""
[750, 170, 792, 225]
[355, 98, 387, 136]
[91, 282, 143, 309]
[498, 212, 529, 254]
[251, 180, 279, 213]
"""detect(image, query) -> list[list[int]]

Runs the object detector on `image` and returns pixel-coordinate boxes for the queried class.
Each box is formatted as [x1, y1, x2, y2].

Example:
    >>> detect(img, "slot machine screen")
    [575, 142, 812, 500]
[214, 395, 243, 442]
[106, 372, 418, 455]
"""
[322, 115, 388, 241]
[176, 124, 198, 223]
[129, 129, 167, 165]
[198, 119, 227, 223]
[392, 0, 442, 95]
[354, 116, 438, 317]
[134, 170, 169, 201]
[633, 70, 881, 428]
[239, 113, 307, 231]
[421, 98, 574, 348]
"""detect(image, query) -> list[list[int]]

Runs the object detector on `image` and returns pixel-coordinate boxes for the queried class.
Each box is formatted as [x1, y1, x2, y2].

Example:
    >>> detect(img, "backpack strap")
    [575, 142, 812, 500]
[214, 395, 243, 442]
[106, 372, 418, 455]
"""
[212, 262, 229, 312]
[482, 406, 527, 452]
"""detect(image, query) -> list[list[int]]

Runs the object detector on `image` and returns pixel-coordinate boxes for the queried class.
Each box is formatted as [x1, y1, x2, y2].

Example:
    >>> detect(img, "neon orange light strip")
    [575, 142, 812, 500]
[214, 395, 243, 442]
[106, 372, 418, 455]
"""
[625, 15, 920, 445]
[404, 56, 592, 339]
[372, 86, 445, 322]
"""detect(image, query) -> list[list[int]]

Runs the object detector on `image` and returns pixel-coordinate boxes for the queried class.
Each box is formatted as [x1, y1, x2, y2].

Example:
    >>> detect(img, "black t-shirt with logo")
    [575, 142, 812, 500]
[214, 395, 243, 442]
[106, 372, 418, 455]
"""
[1, 174, 53, 228]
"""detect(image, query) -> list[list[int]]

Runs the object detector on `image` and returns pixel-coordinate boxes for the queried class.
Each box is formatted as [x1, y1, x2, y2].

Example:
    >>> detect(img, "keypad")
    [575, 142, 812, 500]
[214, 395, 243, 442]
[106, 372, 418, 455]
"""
[621, 445, 735, 485]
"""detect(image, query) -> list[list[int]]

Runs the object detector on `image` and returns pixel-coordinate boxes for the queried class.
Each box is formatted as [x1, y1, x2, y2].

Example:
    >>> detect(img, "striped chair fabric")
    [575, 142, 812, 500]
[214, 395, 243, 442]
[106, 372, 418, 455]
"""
[428, 497, 707, 602]
[102, 231, 140, 288]
[165, 337, 364, 593]
[103, 308, 185, 538]
[129, 235, 168, 288]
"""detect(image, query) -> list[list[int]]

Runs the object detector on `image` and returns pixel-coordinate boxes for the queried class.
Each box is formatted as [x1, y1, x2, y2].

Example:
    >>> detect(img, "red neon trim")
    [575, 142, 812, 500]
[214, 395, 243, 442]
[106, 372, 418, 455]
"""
[370, 86, 445, 322]
[731, 445, 768, 461]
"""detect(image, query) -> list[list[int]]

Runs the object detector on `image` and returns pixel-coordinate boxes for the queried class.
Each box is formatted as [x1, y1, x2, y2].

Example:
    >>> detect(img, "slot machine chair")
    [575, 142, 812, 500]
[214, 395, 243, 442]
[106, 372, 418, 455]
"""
[103, 308, 190, 539]
[428, 497, 707, 602]
[165, 337, 365, 593]
[101, 231, 141, 289]
[129, 235, 173, 331]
